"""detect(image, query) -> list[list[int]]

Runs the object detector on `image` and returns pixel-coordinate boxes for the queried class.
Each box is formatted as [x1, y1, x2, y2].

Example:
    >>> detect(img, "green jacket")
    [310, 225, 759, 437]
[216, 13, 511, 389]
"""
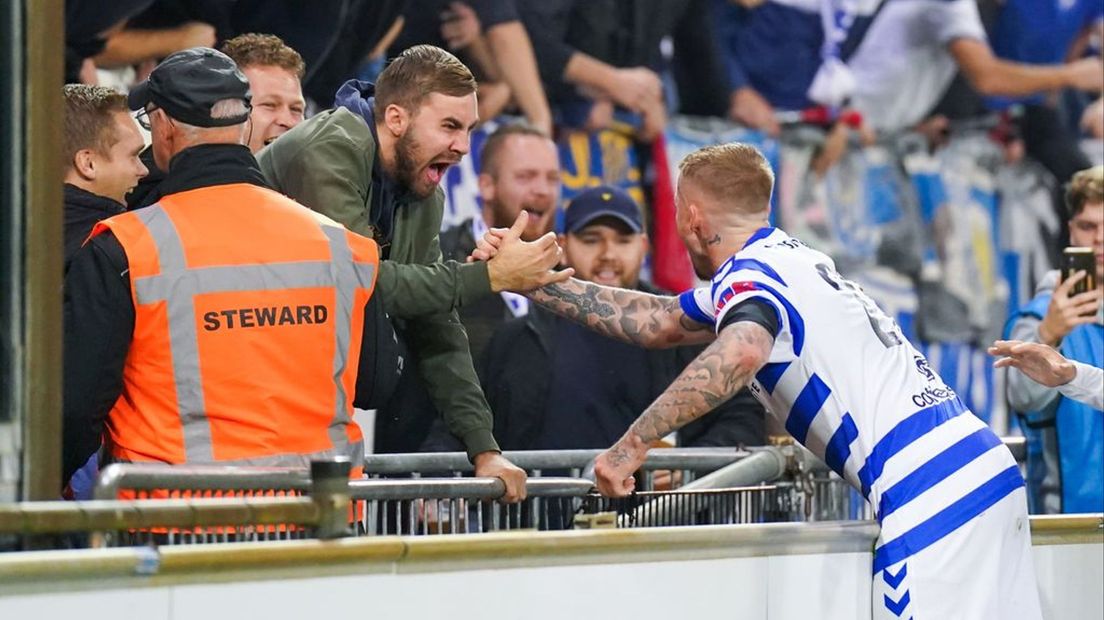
[257, 107, 499, 458]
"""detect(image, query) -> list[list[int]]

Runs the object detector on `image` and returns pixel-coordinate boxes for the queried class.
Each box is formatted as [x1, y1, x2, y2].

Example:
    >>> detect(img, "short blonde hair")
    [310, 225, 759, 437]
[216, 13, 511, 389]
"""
[678, 143, 774, 214]
[1066, 165, 1104, 219]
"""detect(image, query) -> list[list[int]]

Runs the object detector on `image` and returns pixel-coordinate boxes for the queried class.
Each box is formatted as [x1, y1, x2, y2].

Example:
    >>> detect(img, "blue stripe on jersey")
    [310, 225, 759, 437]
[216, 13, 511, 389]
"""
[742, 227, 775, 249]
[730, 259, 787, 287]
[823, 413, 859, 478]
[858, 397, 969, 498]
[711, 259, 787, 301]
[876, 428, 1003, 521]
[678, 290, 713, 326]
[871, 465, 1024, 574]
[756, 361, 791, 394]
[753, 281, 806, 355]
[785, 374, 831, 444]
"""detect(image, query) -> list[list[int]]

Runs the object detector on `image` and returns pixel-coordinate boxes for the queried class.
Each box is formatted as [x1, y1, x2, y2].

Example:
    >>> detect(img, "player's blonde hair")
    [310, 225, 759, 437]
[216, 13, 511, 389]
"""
[678, 143, 774, 215]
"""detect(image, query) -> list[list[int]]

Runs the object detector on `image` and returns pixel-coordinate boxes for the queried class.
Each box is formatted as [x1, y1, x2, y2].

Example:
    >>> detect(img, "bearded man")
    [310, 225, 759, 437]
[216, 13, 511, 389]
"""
[258, 45, 570, 501]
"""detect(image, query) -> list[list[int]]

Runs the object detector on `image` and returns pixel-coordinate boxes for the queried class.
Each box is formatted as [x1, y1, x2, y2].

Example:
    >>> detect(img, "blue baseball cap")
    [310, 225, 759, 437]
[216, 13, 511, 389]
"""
[563, 186, 643, 234]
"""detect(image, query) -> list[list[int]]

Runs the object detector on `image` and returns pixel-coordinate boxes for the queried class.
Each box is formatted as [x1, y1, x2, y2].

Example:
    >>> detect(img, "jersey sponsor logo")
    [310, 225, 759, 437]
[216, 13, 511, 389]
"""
[913, 355, 936, 382]
[716, 280, 759, 314]
[910, 385, 956, 408]
[202, 305, 329, 331]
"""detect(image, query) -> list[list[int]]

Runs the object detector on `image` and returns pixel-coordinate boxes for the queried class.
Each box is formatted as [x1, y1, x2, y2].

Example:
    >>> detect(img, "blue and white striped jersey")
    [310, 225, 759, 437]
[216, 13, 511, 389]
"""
[679, 227, 1022, 571]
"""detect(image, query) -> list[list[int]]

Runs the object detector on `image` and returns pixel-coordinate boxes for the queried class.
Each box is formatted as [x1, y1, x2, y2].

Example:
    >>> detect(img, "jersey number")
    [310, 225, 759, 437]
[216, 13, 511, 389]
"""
[815, 263, 904, 348]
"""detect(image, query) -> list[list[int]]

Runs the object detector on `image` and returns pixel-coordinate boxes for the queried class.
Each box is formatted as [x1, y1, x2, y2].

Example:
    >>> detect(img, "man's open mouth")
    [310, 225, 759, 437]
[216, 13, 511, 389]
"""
[426, 161, 455, 185]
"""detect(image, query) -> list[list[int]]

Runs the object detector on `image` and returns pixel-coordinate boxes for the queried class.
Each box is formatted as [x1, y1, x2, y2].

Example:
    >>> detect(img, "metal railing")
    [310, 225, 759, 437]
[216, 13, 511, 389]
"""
[362, 446, 756, 492]
[0, 439, 1027, 549]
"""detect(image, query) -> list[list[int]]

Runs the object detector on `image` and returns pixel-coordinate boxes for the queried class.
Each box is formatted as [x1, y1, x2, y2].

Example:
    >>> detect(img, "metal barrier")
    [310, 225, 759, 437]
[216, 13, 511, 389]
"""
[0, 439, 1026, 549]
[354, 477, 594, 536]
[596, 486, 797, 528]
[362, 446, 755, 491]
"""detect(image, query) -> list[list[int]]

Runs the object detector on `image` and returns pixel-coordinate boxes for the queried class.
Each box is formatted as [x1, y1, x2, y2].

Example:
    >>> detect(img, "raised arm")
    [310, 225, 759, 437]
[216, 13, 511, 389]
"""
[593, 320, 775, 496]
[950, 38, 1103, 97]
[529, 278, 714, 349]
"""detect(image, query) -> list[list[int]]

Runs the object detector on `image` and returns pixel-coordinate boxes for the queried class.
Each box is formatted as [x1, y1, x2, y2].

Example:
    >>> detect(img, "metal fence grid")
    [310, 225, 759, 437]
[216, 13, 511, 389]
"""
[585, 485, 798, 529]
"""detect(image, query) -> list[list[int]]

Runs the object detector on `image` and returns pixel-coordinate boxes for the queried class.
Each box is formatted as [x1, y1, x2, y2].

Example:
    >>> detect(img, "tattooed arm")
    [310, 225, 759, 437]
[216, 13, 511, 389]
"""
[528, 278, 715, 348]
[592, 320, 774, 496]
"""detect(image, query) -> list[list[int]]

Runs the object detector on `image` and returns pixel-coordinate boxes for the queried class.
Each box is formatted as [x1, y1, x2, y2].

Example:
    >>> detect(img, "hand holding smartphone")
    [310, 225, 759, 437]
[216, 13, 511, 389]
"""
[1061, 247, 1097, 297]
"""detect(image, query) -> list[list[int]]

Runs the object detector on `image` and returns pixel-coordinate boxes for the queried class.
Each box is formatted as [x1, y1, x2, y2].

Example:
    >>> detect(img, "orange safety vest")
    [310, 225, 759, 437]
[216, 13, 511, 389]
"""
[91, 183, 379, 472]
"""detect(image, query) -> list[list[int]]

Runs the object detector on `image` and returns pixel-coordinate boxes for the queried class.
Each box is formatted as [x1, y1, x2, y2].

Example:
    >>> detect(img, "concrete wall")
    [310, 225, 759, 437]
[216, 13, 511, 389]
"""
[0, 519, 1099, 620]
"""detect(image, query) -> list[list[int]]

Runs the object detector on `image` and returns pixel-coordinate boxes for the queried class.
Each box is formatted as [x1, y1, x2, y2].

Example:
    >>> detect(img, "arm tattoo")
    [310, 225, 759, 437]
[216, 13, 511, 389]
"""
[529, 278, 711, 348]
[605, 321, 774, 466]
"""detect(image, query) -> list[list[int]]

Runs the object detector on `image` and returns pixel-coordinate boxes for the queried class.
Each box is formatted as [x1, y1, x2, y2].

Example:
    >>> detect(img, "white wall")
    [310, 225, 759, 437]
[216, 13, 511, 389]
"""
[1, 544, 1098, 620]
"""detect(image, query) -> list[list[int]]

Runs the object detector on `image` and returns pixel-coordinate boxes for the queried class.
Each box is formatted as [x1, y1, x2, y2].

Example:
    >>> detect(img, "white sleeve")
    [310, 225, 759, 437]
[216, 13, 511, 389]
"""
[678, 287, 715, 327]
[929, 0, 987, 47]
[1057, 361, 1104, 411]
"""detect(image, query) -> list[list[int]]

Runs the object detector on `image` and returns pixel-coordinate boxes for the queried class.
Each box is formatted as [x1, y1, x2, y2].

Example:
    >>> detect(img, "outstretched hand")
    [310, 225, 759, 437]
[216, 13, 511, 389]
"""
[989, 340, 1077, 388]
[474, 211, 574, 292]
[467, 225, 510, 263]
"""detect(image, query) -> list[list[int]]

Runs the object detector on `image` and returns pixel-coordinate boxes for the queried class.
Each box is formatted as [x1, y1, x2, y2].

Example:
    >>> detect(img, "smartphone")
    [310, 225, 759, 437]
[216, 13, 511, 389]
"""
[1062, 247, 1097, 296]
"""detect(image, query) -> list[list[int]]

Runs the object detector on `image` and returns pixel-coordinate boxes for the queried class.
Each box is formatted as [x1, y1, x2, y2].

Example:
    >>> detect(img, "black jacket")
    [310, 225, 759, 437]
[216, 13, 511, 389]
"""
[479, 290, 766, 451]
[63, 184, 125, 270]
[62, 143, 397, 483]
[438, 217, 515, 364]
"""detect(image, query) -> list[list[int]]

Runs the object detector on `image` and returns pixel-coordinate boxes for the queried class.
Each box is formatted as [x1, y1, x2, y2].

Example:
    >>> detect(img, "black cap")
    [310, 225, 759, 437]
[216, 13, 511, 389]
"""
[563, 186, 643, 234]
[128, 47, 251, 128]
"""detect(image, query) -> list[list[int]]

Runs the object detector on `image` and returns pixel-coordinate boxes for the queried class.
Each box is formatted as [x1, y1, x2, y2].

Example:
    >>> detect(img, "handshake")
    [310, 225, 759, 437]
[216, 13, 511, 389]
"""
[474, 211, 575, 293]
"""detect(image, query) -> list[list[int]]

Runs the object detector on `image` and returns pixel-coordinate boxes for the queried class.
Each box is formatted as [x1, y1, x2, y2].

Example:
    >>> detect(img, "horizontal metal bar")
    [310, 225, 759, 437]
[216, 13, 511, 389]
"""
[0, 497, 319, 534]
[92, 440, 1023, 499]
[1, 479, 596, 536]
[679, 449, 789, 490]
[351, 477, 502, 501]
[3, 514, 1096, 588]
[526, 477, 596, 497]
[362, 439, 1023, 475]
[620, 450, 790, 526]
[349, 477, 592, 500]
[95, 463, 311, 499]
[1030, 514, 1104, 545]
[362, 448, 751, 474]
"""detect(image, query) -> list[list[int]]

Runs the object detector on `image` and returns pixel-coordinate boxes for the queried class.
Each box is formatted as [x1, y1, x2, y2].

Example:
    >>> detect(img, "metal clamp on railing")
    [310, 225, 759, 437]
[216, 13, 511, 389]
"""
[312, 459, 351, 540]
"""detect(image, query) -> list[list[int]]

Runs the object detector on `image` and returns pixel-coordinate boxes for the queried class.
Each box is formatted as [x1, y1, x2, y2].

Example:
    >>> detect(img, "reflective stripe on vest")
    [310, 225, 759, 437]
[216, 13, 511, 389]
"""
[132, 205, 374, 463]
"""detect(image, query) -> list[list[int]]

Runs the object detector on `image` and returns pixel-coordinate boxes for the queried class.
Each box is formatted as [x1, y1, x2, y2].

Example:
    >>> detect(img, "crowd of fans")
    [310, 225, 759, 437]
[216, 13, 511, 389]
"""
[59, 0, 1102, 515]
